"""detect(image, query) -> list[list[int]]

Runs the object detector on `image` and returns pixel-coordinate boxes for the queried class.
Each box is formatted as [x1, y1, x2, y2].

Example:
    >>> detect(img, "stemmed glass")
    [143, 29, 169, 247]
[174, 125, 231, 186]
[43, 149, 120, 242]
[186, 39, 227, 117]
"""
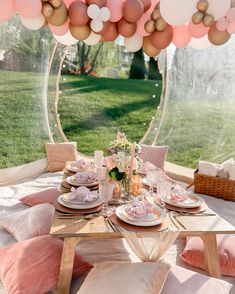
[157, 179, 173, 208]
[94, 150, 104, 169]
[146, 170, 158, 197]
[99, 181, 114, 215]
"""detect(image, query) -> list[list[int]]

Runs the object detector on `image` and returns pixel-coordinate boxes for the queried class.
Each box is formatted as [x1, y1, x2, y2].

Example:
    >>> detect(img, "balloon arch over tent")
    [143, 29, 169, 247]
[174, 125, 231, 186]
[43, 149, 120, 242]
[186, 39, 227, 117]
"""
[1, 0, 235, 185]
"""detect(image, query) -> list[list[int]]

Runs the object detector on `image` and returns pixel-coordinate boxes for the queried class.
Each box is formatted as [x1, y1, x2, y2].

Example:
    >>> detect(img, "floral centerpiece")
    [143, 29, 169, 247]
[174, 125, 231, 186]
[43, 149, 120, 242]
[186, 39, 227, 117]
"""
[104, 132, 142, 197]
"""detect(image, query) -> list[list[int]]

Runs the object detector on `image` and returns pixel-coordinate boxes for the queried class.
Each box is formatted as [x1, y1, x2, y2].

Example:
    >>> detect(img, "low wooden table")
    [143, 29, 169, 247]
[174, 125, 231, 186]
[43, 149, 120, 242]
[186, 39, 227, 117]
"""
[50, 208, 235, 294]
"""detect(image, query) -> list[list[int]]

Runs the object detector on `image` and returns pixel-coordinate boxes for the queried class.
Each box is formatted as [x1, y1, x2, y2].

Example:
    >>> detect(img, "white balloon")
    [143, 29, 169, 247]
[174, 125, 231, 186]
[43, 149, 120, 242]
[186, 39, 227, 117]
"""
[124, 33, 143, 52]
[87, 4, 100, 19]
[190, 35, 211, 50]
[20, 14, 45, 30]
[53, 30, 78, 46]
[84, 31, 101, 45]
[160, 0, 197, 26]
[100, 7, 110, 22]
[207, 0, 230, 21]
[90, 18, 103, 33]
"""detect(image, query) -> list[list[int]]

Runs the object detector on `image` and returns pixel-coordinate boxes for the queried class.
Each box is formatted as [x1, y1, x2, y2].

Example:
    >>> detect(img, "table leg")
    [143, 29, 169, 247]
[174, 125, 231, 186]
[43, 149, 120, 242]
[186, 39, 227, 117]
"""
[202, 233, 221, 278]
[57, 237, 82, 294]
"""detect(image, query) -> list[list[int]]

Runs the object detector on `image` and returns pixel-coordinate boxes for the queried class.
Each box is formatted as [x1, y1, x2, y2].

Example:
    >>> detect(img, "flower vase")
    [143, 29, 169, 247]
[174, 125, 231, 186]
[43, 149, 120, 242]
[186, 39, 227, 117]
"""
[122, 176, 133, 201]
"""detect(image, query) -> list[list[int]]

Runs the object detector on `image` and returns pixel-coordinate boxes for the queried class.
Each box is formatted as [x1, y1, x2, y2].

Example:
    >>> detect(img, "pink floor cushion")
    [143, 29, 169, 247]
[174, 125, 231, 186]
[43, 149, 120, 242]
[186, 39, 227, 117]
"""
[161, 265, 233, 294]
[139, 145, 169, 171]
[0, 235, 92, 294]
[0, 204, 55, 241]
[20, 188, 61, 206]
[45, 142, 78, 172]
[181, 235, 235, 276]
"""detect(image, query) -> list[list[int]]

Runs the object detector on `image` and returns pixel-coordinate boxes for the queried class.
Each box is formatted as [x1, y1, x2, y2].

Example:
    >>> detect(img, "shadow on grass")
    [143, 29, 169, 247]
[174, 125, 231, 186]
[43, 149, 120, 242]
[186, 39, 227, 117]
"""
[63, 98, 158, 133]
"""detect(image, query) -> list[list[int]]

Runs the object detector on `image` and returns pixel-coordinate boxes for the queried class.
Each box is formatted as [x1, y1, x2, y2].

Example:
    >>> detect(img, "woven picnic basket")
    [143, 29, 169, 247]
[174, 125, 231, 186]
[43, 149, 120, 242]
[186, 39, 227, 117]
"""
[188, 170, 235, 202]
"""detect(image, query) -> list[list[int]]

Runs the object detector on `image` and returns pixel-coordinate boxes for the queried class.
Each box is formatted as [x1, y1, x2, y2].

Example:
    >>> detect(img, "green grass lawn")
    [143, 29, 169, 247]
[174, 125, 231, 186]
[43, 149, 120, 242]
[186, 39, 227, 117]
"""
[0, 70, 161, 168]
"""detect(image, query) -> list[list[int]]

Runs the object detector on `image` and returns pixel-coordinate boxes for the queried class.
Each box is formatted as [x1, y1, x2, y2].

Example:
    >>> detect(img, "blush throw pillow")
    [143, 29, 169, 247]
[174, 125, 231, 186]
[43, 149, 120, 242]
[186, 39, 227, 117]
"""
[0, 235, 92, 294]
[140, 145, 169, 171]
[181, 235, 235, 277]
[161, 265, 233, 294]
[77, 261, 170, 294]
[20, 188, 61, 206]
[45, 142, 78, 172]
[0, 204, 55, 241]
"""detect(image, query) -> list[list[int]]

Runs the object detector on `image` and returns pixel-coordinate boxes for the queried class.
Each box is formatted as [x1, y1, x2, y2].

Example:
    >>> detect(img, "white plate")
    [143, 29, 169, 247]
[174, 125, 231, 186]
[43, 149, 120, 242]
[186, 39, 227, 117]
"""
[115, 205, 167, 227]
[165, 194, 203, 208]
[62, 192, 99, 205]
[58, 194, 103, 209]
[66, 176, 98, 187]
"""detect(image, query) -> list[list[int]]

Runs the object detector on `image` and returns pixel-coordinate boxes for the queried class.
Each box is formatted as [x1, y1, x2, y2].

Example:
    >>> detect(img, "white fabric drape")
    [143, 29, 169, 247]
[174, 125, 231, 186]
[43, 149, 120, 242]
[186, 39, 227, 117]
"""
[120, 229, 179, 262]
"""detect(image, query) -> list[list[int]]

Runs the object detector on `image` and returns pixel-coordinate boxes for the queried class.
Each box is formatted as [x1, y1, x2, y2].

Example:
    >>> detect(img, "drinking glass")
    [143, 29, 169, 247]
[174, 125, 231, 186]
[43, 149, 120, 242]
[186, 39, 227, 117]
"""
[97, 166, 108, 183]
[99, 181, 114, 214]
[146, 170, 158, 196]
[94, 150, 104, 168]
[157, 179, 173, 207]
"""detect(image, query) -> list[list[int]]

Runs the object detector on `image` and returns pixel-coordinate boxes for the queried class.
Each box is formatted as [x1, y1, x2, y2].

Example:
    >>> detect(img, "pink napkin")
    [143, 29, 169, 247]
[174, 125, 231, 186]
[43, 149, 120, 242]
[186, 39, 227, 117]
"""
[170, 185, 189, 202]
[74, 171, 97, 183]
[69, 187, 98, 202]
[71, 159, 90, 171]
[124, 199, 154, 218]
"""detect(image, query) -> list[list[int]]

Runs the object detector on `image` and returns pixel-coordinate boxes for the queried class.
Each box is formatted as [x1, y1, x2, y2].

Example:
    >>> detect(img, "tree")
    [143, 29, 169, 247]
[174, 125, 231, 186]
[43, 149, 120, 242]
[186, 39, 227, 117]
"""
[129, 49, 146, 79]
[148, 57, 162, 80]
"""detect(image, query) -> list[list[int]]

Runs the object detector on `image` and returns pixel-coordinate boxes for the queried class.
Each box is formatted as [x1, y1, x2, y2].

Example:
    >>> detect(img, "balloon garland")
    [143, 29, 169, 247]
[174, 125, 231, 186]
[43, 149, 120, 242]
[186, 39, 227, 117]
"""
[1, 0, 235, 56]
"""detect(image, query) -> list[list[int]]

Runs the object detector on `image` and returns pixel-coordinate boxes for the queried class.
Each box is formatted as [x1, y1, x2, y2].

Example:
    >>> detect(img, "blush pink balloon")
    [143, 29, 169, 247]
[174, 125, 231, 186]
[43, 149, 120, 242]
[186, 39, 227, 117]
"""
[64, 0, 85, 6]
[0, 0, 16, 21]
[107, 0, 123, 22]
[146, 0, 159, 14]
[227, 22, 235, 34]
[216, 18, 229, 31]
[15, 0, 42, 18]
[172, 25, 191, 48]
[49, 20, 70, 36]
[188, 21, 210, 38]
[226, 8, 235, 22]
[137, 13, 150, 36]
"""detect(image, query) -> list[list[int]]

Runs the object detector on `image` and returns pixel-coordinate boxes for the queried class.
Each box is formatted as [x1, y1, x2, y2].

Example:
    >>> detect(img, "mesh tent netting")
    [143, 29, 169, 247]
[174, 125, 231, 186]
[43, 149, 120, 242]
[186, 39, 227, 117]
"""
[142, 40, 235, 168]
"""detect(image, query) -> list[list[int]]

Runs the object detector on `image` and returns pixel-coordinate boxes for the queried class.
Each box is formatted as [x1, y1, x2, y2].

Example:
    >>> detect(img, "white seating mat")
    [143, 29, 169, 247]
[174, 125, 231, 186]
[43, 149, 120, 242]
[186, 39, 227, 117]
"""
[0, 172, 234, 293]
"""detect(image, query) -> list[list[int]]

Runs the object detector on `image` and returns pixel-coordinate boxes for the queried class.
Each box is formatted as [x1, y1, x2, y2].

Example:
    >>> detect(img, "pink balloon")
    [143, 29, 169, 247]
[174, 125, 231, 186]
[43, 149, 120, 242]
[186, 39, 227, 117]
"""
[227, 22, 235, 34]
[107, 0, 123, 22]
[216, 18, 229, 31]
[137, 13, 150, 36]
[64, 0, 85, 6]
[15, 0, 42, 18]
[188, 21, 210, 38]
[226, 8, 235, 22]
[172, 25, 191, 48]
[49, 20, 70, 36]
[146, 0, 159, 14]
[0, 0, 16, 21]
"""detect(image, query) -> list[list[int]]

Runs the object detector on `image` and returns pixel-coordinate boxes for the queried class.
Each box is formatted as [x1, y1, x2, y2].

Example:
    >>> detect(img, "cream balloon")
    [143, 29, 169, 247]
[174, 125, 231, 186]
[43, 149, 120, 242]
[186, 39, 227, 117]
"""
[160, 0, 197, 26]
[87, 4, 100, 19]
[207, 0, 230, 21]
[53, 30, 78, 45]
[91, 18, 103, 32]
[124, 32, 143, 52]
[84, 31, 101, 45]
[100, 7, 110, 21]
[190, 35, 211, 49]
[20, 14, 45, 30]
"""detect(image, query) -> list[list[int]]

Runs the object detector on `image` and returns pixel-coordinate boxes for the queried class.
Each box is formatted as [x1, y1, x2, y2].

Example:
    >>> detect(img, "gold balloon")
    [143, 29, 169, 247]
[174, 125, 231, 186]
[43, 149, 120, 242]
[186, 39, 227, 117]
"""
[231, 0, 235, 7]
[47, 2, 67, 26]
[208, 23, 231, 45]
[70, 24, 91, 40]
[155, 17, 167, 32]
[203, 13, 214, 27]
[143, 36, 161, 57]
[151, 9, 161, 21]
[49, 0, 62, 9]
[192, 11, 204, 24]
[144, 19, 155, 33]
[154, 2, 160, 10]
[42, 3, 54, 18]
[196, 0, 209, 13]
